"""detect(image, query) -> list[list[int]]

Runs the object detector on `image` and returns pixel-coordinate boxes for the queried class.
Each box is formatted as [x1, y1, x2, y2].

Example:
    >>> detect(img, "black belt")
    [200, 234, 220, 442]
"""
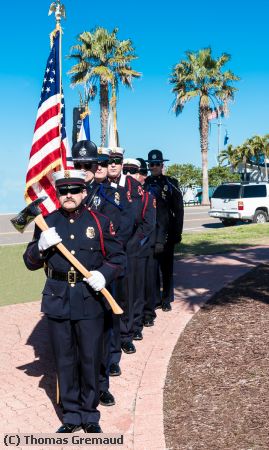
[45, 267, 84, 284]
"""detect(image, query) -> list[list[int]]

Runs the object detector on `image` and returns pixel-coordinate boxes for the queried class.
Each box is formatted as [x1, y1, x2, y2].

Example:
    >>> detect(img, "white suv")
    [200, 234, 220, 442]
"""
[208, 182, 269, 226]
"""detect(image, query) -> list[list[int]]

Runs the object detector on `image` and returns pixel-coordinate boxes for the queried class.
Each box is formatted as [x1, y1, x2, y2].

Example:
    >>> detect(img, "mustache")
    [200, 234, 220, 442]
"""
[63, 198, 77, 205]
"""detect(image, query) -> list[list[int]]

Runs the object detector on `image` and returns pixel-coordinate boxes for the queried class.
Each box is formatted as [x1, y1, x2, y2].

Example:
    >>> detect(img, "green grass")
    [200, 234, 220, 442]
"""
[1, 223, 269, 307]
[176, 223, 269, 257]
[0, 244, 45, 307]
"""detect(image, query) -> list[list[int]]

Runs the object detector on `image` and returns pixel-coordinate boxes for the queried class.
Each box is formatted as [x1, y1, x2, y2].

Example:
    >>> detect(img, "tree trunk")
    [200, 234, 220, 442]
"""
[100, 81, 109, 146]
[199, 103, 210, 205]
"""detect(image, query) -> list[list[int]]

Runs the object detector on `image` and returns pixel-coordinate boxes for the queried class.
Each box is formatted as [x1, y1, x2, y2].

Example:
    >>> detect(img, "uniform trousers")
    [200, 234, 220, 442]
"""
[99, 309, 113, 392]
[47, 316, 103, 426]
[143, 250, 157, 321]
[110, 255, 136, 365]
[155, 242, 175, 304]
[133, 256, 148, 333]
[119, 255, 136, 342]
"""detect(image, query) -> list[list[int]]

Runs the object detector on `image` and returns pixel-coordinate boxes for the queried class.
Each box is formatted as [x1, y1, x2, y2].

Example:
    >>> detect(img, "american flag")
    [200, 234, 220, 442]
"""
[208, 108, 218, 121]
[25, 31, 73, 216]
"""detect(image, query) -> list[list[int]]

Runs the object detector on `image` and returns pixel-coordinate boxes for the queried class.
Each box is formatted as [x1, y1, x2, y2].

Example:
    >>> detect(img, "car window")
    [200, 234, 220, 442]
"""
[242, 185, 267, 198]
[212, 185, 241, 199]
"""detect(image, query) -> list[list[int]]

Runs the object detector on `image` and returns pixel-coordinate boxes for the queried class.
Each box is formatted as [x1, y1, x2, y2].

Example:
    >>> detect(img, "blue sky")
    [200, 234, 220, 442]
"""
[1, 0, 269, 212]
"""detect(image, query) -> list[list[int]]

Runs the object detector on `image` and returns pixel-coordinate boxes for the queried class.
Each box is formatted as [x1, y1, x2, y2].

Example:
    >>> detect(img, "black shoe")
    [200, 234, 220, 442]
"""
[121, 341, 136, 354]
[133, 330, 143, 340]
[83, 423, 102, 433]
[56, 423, 82, 433]
[143, 317, 154, 327]
[99, 390, 115, 406]
[155, 303, 162, 310]
[162, 302, 172, 312]
[109, 362, 121, 377]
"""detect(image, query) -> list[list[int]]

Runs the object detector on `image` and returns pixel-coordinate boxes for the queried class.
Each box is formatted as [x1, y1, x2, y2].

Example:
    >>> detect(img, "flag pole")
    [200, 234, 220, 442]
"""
[111, 81, 119, 146]
[217, 114, 222, 159]
[49, 1, 66, 167]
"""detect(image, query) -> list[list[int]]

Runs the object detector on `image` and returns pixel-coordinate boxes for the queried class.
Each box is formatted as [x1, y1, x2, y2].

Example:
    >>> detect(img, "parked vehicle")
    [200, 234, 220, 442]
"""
[208, 182, 269, 226]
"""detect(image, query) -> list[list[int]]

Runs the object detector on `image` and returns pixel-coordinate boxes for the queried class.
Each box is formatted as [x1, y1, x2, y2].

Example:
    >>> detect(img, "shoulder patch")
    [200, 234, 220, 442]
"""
[109, 221, 116, 236]
[126, 190, 132, 203]
[138, 185, 144, 196]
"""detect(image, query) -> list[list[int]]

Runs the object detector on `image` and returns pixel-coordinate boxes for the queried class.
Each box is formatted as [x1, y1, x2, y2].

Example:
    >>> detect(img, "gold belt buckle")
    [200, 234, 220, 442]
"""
[68, 270, 77, 284]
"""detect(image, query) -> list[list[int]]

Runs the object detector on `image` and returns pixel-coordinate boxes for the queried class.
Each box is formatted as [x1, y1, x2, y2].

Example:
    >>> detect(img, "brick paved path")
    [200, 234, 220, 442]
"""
[0, 246, 268, 449]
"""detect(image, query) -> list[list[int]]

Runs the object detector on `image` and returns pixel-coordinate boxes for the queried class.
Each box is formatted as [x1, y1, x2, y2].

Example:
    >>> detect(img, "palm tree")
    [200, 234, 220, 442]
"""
[248, 135, 269, 181]
[170, 48, 239, 205]
[68, 27, 141, 145]
[218, 144, 240, 170]
[237, 140, 256, 181]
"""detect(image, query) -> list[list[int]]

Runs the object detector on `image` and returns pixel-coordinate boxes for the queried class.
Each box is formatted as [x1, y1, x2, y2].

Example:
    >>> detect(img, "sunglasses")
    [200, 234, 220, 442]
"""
[57, 186, 84, 196]
[108, 158, 123, 165]
[122, 167, 139, 175]
[149, 162, 161, 167]
[98, 160, 109, 168]
[74, 162, 97, 170]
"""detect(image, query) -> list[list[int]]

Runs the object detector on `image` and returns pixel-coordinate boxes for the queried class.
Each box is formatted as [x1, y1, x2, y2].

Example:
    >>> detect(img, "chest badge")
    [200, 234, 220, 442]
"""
[93, 195, 101, 207]
[86, 227, 95, 239]
[114, 192, 120, 205]
[164, 185, 168, 191]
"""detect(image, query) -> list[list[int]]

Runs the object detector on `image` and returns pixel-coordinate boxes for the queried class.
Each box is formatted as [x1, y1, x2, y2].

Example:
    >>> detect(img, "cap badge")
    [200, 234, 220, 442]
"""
[64, 170, 71, 178]
[98, 148, 102, 154]
[152, 154, 157, 159]
[86, 227, 95, 239]
[79, 147, 87, 157]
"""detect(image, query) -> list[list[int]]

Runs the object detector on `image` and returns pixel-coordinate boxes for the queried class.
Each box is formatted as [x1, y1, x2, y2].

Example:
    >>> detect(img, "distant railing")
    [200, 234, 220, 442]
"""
[184, 199, 200, 206]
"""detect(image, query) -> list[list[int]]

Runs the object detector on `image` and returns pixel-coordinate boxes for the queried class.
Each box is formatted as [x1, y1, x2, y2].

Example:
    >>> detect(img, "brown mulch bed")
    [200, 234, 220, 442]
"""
[164, 264, 269, 450]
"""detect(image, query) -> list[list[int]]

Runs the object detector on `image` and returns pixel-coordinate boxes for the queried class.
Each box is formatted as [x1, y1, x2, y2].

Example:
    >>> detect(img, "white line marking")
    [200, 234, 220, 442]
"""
[0, 231, 33, 236]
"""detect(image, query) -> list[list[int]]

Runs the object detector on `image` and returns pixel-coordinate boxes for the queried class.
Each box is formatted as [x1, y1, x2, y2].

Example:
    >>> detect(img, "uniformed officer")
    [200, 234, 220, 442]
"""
[135, 158, 158, 328]
[123, 158, 156, 341]
[107, 149, 146, 356]
[144, 149, 184, 312]
[71, 141, 131, 406]
[23, 169, 125, 433]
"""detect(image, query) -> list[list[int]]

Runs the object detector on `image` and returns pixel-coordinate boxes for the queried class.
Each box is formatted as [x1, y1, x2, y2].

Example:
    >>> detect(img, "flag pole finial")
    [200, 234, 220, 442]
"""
[48, 1, 66, 30]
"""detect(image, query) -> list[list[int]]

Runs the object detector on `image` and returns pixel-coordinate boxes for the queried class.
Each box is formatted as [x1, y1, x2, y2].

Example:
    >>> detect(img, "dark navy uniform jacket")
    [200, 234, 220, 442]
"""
[84, 180, 133, 247]
[144, 175, 184, 245]
[23, 204, 126, 321]
[110, 174, 156, 257]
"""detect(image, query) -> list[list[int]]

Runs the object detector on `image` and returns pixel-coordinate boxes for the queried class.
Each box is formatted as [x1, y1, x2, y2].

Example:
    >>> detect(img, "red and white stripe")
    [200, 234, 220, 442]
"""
[25, 94, 72, 216]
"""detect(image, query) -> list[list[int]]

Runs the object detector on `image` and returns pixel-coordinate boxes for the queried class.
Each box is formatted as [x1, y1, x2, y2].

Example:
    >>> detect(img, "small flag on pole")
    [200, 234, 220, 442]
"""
[78, 109, 91, 141]
[24, 30, 72, 216]
[224, 130, 229, 145]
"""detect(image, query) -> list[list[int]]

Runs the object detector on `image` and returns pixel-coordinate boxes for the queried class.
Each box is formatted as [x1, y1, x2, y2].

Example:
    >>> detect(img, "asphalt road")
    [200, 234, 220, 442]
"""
[183, 205, 223, 233]
[0, 206, 221, 246]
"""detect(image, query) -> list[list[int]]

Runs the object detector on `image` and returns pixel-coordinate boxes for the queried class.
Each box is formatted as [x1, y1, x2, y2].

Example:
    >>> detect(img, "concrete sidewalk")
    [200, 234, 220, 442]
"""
[0, 246, 268, 449]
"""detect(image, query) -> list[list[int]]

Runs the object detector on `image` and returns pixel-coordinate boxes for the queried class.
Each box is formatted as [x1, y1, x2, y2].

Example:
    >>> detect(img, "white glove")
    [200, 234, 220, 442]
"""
[83, 271, 106, 291]
[38, 227, 62, 251]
